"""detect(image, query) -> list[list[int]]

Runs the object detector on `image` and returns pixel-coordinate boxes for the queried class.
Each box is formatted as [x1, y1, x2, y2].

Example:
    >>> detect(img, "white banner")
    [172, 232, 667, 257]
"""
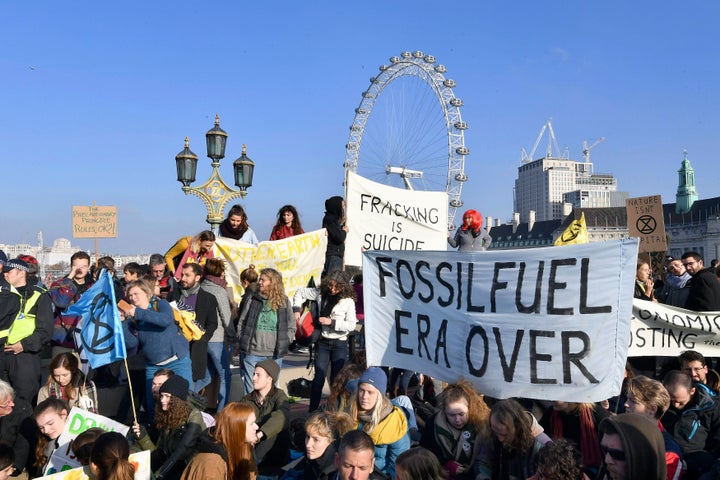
[46, 407, 130, 475]
[345, 170, 448, 267]
[363, 239, 639, 402]
[630, 299, 720, 357]
[215, 230, 327, 303]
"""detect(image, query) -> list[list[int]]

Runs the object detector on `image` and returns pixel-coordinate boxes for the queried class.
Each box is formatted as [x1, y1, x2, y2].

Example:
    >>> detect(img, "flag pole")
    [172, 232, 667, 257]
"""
[123, 358, 138, 425]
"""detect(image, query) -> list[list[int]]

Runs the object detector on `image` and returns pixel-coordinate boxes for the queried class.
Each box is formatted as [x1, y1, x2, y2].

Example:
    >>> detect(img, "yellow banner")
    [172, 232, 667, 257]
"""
[215, 229, 328, 302]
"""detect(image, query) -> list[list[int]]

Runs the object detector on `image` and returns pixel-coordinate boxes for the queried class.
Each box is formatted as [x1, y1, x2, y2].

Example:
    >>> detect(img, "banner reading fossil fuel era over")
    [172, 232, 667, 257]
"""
[363, 239, 639, 402]
[345, 170, 448, 267]
[629, 299, 720, 357]
[215, 230, 327, 303]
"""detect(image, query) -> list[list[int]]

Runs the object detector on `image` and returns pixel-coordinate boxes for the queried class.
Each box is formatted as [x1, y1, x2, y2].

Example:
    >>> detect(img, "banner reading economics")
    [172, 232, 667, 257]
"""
[629, 299, 720, 357]
[215, 230, 328, 302]
[345, 170, 448, 267]
[363, 239, 639, 402]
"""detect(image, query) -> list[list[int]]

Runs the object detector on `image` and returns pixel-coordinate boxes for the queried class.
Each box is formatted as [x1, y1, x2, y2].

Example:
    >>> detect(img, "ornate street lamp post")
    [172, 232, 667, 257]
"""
[175, 115, 255, 233]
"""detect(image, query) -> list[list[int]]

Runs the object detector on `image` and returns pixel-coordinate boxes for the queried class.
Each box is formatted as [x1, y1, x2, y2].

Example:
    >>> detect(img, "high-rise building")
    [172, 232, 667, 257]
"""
[513, 121, 628, 223]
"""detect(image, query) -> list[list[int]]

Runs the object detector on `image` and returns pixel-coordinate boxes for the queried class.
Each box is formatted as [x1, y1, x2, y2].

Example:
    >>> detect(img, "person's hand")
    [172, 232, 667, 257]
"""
[319, 316, 331, 326]
[294, 311, 301, 321]
[3, 342, 23, 355]
[342, 224, 349, 233]
[132, 422, 141, 437]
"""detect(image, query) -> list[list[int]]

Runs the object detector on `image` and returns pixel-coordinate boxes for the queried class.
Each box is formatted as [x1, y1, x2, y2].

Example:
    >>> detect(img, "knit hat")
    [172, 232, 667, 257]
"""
[256, 359, 280, 383]
[159, 375, 189, 401]
[3, 258, 29, 272]
[359, 367, 387, 395]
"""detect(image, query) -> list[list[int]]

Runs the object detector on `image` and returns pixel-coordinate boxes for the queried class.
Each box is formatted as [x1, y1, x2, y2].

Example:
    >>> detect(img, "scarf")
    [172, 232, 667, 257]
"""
[219, 218, 247, 240]
[174, 247, 213, 281]
[357, 396, 394, 428]
[204, 275, 227, 288]
[666, 272, 691, 290]
[549, 407, 601, 468]
[432, 411, 477, 467]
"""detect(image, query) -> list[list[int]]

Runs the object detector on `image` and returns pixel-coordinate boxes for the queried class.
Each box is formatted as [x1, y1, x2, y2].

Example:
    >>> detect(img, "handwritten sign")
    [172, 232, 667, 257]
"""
[626, 195, 666, 253]
[72, 205, 118, 238]
[363, 239, 639, 402]
[345, 170, 449, 267]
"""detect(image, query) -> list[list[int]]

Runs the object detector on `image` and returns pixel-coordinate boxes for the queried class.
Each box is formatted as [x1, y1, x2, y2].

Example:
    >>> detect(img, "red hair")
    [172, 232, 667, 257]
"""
[214, 402, 258, 480]
[461, 209, 483, 234]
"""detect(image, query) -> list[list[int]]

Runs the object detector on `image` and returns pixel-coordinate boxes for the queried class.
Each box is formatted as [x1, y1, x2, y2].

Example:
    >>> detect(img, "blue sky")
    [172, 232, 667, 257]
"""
[1, 2, 718, 255]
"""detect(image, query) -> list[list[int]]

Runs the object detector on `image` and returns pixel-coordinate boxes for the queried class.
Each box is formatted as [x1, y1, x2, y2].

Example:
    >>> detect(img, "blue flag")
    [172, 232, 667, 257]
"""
[66, 270, 127, 369]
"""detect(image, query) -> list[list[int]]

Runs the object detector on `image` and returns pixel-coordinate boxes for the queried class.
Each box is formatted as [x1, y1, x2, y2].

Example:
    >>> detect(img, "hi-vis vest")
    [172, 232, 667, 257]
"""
[0, 285, 44, 344]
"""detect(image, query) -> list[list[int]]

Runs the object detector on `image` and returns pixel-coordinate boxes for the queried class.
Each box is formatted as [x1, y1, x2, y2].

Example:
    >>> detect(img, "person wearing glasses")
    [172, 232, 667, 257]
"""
[681, 251, 720, 312]
[596, 413, 666, 480]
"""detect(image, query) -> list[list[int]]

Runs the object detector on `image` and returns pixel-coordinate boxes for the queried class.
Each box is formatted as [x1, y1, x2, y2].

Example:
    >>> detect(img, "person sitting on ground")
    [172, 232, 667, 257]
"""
[329, 430, 385, 480]
[71, 427, 106, 466]
[623, 375, 683, 480]
[326, 363, 364, 413]
[679, 349, 719, 395]
[33, 398, 70, 477]
[596, 413, 667, 480]
[133, 375, 205, 480]
[539, 400, 609, 476]
[348, 367, 410, 479]
[181, 402, 259, 480]
[37, 351, 97, 413]
[661, 370, 720, 479]
[0, 444, 15, 480]
[282, 410, 354, 480]
[90, 432, 135, 480]
[0, 379, 34, 477]
[242, 358, 291, 470]
[528, 438, 589, 480]
[420, 379, 490, 480]
[395, 447, 447, 480]
[477, 398, 550, 480]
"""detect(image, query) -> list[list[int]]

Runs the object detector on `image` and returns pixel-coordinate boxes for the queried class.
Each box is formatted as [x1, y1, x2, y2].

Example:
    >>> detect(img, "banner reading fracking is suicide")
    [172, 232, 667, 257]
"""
[215, 230, 327, 303]
[363, 239, 639, 402]
[345, 170, 448, 267]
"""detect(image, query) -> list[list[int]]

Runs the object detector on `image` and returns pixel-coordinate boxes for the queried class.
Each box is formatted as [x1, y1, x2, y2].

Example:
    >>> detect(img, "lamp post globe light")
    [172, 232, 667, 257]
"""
[175, 115, 255, 233]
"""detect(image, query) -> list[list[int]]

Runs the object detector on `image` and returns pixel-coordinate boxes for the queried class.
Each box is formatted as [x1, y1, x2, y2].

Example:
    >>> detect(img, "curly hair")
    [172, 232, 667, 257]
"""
[154, 395, 193, 431]
[321, 270, 356, 300]
[534, 438, 582, 480]
[441, 379, 490, 433]
[272, 205, 304, 236]
[490, 398, 534, 452]
[259, 268, 288, 311]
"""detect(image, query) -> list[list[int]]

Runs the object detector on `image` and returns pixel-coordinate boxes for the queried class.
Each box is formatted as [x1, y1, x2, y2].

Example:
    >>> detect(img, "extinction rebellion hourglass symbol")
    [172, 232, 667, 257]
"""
[81, 292, 116, 355]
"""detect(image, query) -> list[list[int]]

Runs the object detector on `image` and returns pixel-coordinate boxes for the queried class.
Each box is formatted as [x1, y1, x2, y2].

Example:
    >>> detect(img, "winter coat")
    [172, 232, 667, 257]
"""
[661, 385, 720, 457]
[169, 287, 218, 381]
[597, 414, 667, 480]
[200, 277, 236, 343]
[292, 289, 357, 341]
[685, 267, 720, 311]
[448, 226, 492, 251]
[355, 403, 410, 479]
[237, 292, 294, 358]
[130, 297, 189, 366]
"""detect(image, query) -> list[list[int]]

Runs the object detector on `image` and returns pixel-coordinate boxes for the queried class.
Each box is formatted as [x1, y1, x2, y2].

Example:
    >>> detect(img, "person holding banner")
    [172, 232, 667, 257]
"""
[270, 204, 305, 240]
[122, 279, 193, 413]
[37, 351, 98, 413]
[164, 230, 216, 281]
[90, 431, 135, 480]
[447, 209, 491, 252]
[293, 270, 357, 412]
[349, 367, 410, 479]
[218, 204, 259, 245]
[420, 380, 490, 480]
[322, 196, 348, 278]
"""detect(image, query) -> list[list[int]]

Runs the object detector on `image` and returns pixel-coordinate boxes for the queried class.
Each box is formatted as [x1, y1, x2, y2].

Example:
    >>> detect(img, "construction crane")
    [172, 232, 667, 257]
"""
[582, 137, 605, 163]
[521, 118, 567, 163]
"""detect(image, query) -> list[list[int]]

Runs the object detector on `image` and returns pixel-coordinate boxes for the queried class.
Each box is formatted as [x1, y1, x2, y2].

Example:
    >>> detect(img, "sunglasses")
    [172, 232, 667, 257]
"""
[600, 445, 626, 461]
